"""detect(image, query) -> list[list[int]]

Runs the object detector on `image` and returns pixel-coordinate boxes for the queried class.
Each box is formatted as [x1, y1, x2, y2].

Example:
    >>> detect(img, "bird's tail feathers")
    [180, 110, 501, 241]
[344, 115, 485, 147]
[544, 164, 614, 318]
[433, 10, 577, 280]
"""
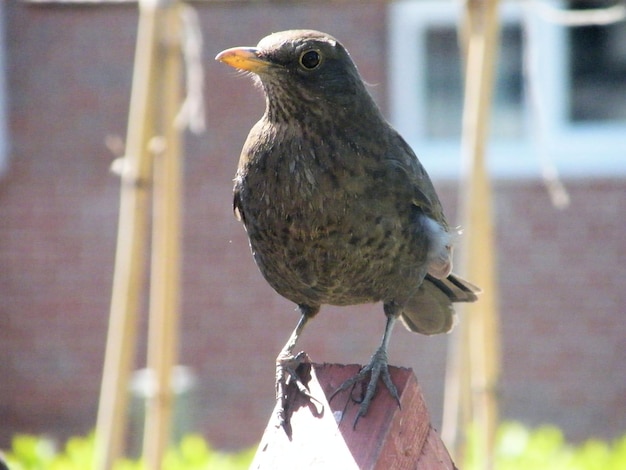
[399, 273, 480, 335]
[425, 273, 481, 303]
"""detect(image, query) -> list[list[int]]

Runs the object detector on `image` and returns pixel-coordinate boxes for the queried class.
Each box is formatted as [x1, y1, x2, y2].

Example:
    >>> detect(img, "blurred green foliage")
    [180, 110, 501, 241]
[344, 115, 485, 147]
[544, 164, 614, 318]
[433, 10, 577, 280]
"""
[3, 422, 626, 469]
[465, 421, 626, 470]
[3, 433, 255, 470]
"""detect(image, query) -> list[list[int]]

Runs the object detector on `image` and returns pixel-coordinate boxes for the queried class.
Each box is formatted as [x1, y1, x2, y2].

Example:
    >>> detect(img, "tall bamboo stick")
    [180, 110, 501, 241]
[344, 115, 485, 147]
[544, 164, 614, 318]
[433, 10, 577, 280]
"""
[460, 1, 501, 466]
[94, 0, 160, 468]
[443, 0, 501, 467]
[143, 3, 183, 467]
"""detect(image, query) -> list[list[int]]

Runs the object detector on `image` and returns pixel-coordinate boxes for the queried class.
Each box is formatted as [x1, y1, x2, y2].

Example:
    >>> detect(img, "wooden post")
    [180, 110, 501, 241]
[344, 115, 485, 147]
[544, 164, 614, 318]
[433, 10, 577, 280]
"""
[443, 0, 501, 467]
[94, 1, 160, 468]
[143, 2, 183, 468]
[252, 363, 457, 470]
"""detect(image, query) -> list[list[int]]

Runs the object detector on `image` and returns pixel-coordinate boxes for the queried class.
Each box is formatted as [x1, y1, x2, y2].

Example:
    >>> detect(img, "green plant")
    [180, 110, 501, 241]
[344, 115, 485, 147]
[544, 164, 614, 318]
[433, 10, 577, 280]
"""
[5, 423, 626, 469]
[3, 433, 255, 470]
[464, 421, 626, 470]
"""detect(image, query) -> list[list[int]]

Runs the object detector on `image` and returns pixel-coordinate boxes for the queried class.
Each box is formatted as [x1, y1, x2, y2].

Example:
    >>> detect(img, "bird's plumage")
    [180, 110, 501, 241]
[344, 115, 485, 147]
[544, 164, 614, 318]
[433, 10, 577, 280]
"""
[216, 29, 480, 426]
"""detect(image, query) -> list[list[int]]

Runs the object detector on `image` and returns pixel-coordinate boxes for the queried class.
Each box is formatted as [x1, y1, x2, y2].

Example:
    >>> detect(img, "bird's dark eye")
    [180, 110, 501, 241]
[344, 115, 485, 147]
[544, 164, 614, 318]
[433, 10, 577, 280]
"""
[299, 50, 322, 70]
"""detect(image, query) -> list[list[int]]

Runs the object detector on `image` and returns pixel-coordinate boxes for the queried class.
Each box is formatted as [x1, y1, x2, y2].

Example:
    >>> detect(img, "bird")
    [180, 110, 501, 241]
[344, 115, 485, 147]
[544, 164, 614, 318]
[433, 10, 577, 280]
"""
[216, 29, 480, 429]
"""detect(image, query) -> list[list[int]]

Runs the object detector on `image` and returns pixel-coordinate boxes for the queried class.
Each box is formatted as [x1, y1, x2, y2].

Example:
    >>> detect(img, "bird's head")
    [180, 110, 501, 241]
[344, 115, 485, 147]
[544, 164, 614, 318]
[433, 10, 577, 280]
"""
[216, 30, 371, 122]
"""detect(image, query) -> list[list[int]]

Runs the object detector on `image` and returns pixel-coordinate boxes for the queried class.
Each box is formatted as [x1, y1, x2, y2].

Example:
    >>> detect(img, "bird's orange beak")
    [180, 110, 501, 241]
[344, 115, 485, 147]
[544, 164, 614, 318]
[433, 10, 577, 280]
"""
[215, 47, 271, 73]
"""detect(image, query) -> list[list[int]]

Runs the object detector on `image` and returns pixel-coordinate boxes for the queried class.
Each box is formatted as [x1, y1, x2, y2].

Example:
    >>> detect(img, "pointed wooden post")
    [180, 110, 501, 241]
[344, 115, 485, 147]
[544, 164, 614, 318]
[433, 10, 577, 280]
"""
[252, 364, 457, 469]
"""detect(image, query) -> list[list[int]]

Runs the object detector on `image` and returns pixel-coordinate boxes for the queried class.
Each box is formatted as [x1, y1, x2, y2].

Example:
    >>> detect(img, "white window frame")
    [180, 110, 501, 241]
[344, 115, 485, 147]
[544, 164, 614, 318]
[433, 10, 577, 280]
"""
[388, 0, 626, 180]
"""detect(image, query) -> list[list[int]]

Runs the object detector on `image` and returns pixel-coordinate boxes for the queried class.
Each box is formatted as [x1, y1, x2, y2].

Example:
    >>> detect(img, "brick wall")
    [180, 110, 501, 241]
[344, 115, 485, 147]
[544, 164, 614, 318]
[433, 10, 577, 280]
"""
[0, 1, 624, 451]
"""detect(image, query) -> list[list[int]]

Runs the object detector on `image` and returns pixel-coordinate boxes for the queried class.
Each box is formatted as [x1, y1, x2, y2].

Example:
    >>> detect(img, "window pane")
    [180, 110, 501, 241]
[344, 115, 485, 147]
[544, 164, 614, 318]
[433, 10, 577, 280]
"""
[424, 24, 524, 140]
[568, 20, 626, 122]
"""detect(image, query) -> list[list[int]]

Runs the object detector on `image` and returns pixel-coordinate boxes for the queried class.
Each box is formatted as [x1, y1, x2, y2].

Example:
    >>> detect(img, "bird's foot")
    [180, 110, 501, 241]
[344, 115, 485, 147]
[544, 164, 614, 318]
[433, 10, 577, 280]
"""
[275, 351, 323, 433]
[330, 347, 401, 428]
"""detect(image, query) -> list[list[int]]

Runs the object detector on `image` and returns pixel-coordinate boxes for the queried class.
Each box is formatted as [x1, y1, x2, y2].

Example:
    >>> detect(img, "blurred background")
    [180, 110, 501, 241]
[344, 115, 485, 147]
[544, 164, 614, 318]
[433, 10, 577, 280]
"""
[0, 0, 625, 454]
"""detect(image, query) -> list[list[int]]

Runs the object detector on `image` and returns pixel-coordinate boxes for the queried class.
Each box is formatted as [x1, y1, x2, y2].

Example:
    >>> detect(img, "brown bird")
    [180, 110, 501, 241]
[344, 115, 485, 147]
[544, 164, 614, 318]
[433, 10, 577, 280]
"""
[216, 30, 479, 428]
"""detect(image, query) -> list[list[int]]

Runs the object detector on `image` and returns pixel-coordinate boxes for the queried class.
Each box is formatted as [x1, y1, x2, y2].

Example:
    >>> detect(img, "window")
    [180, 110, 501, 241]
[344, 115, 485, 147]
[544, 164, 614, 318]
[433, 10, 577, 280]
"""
[568, 8, 626, 122]
[422, 22, 524, 141]
[388, 0, 626, 179]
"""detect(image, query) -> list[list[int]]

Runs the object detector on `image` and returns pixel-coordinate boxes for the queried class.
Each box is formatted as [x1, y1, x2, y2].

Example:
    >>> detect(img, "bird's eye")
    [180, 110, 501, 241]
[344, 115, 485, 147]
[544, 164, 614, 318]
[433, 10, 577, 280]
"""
[299, 50, 322, 70]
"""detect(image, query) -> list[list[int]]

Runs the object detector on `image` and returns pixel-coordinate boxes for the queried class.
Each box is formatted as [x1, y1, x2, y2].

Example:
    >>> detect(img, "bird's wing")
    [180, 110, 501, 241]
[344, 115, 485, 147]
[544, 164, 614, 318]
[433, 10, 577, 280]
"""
[389, 133, 448, 226]
[387, 132, 455, 278]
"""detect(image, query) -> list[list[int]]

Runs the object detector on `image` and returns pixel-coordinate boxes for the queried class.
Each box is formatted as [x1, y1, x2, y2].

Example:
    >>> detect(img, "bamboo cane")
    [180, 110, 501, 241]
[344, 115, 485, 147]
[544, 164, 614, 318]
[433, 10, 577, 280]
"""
[143, 3, 183, 468]
[94, 1, 160, 468]
[443, 0, 501, 467]
[460, 0, 501, 467]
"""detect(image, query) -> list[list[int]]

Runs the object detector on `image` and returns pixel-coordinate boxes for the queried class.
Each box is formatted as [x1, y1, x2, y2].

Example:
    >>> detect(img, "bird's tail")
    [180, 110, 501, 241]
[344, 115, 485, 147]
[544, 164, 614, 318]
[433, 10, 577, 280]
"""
[399, 273, 481, 335]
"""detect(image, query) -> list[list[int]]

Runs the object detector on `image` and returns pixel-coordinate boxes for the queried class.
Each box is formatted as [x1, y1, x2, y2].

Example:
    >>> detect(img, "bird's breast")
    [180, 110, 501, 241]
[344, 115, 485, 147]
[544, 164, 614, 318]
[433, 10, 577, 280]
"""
[234, 119, 429, 306]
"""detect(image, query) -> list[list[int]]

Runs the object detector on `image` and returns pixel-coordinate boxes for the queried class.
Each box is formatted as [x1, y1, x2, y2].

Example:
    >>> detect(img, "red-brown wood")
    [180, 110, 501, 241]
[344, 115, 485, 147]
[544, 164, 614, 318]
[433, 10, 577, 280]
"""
[250, 363, 457, 470]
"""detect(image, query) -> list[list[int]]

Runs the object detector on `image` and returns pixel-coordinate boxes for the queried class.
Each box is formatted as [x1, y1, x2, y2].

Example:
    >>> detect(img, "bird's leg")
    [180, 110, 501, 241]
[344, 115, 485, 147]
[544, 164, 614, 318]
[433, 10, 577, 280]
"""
[275, 305, 322, 430]
[330, 303, 401, 428]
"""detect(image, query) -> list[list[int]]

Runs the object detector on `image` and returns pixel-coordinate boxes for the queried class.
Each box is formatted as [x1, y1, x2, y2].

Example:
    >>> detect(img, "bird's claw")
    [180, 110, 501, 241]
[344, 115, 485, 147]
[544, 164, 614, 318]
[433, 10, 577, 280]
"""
[275, 351, 323, 432]
[330, 348, 401, 428]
